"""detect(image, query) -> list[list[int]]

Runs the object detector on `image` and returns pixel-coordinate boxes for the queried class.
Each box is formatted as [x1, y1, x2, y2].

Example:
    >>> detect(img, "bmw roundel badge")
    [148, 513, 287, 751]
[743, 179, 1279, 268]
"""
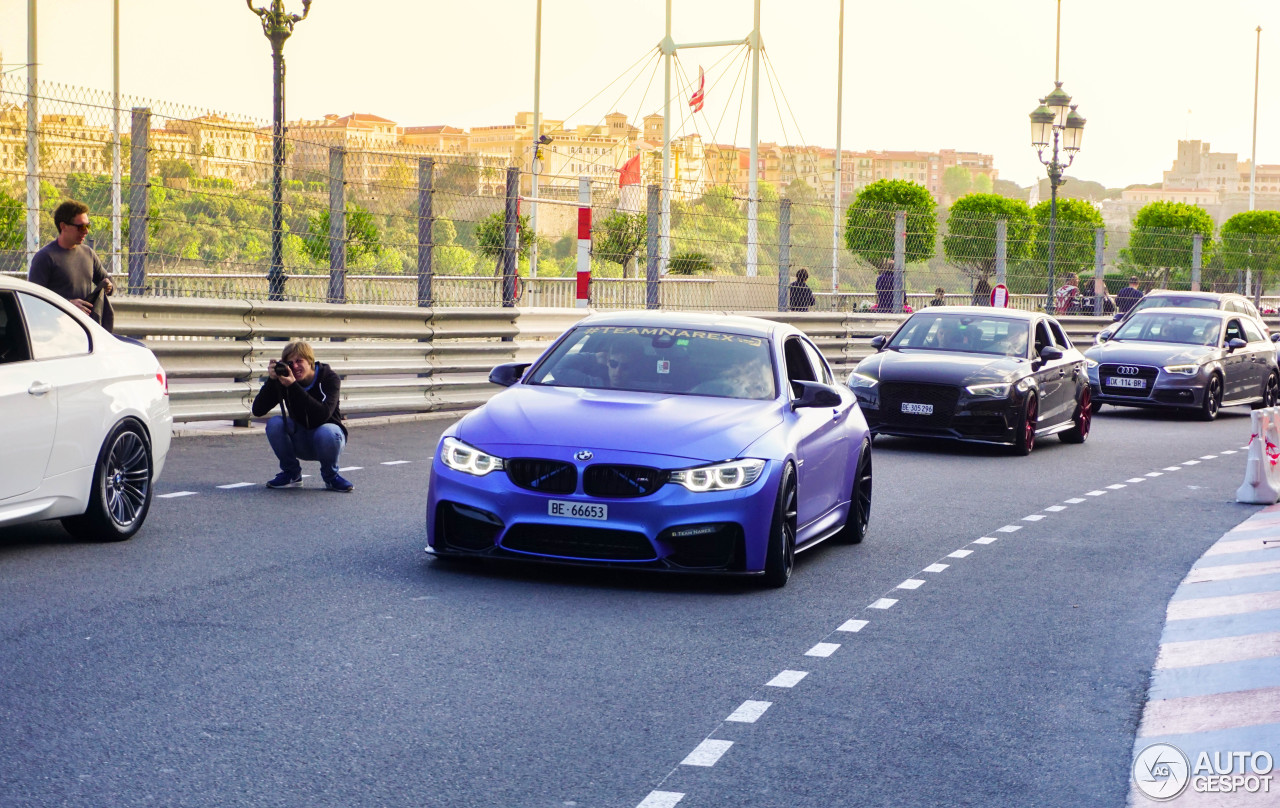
[574, 450, 594, 461]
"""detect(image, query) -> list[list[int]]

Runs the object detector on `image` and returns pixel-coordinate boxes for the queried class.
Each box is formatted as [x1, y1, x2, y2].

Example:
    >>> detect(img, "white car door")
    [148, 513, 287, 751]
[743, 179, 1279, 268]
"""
[0, 291, 59, 500]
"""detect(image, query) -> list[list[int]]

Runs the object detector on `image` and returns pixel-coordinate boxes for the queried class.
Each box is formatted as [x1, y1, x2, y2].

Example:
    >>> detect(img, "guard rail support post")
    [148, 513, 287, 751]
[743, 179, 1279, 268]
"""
[645, 184, 660, 310]
[995, 219, 1007, 288]
[1093, 227, 1105, 316]
[1237, 408, 1280, 504]
[327, 147, 346, 304]
[502, 167, 519, 308]
[127, 107, 149, 296]
[1191, 233, 1203, 292]
[777, 199, 791, 312]
[418, 157, 434, 307]
[577, 176, 592, 308]
[893, 211, 906, 314]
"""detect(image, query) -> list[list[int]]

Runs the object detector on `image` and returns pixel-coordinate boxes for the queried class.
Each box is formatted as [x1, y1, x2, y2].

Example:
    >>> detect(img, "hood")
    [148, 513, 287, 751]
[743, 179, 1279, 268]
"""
[856, 349, 1027, 386]
[1084, 340, 1216, 365]
[455, 384, 784, 463]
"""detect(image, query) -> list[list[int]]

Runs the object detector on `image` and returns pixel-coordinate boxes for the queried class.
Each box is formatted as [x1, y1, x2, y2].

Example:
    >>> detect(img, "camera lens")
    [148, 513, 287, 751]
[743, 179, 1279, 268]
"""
[275, 361, 291, 376]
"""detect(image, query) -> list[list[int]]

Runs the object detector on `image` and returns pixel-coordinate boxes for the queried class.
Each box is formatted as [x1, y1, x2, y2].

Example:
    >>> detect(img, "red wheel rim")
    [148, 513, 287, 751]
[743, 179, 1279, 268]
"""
[1077, 388, 1091, 438]
[1025, 396, 1037, 451]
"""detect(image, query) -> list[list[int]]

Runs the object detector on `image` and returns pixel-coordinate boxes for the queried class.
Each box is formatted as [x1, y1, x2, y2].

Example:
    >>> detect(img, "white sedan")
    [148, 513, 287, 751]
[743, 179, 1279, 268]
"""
[0, 275, 171, 541]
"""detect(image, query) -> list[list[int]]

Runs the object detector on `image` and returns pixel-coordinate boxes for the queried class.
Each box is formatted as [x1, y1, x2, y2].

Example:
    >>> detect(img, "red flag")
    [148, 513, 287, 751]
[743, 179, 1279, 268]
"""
[619, 154, 641, 187]
[688, 66, 705, 113]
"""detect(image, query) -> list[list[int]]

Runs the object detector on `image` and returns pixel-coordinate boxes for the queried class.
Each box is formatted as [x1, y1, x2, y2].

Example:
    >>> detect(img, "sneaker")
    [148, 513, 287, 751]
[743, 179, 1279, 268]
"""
[324, 474, 354, 493]
[266, 471, 302, 489]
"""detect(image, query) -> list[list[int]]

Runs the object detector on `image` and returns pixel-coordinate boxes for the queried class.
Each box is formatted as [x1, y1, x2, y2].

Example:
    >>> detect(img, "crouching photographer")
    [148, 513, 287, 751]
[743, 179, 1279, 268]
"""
[251, 341, 353, 492]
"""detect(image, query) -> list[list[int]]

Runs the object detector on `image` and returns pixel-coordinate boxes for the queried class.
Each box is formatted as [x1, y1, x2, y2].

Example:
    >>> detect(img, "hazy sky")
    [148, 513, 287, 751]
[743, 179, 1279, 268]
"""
[1, 0, 1277, 190]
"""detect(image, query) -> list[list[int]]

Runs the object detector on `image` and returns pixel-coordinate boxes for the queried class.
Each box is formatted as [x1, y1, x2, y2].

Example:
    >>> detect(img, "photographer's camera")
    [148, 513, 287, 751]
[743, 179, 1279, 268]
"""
[275, 361, 292, 377]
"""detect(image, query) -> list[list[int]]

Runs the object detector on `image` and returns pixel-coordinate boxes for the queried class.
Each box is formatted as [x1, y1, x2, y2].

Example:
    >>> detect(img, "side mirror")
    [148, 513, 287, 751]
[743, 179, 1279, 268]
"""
[1112, 313, 1124, 322]
[1097, 329, 1112, 343]
[488, 362, 531, 387]
[791, 380, 843, 410]
[1270, 333, 1279, 343]
[1039, 346, 1064, 361]
[869, 335, 887, 351]
[1227, 338, 1248, 352]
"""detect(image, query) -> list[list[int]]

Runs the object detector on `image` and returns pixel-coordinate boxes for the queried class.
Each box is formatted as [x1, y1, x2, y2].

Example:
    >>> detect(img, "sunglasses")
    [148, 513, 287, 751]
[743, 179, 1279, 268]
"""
[65, 222, 90, 232]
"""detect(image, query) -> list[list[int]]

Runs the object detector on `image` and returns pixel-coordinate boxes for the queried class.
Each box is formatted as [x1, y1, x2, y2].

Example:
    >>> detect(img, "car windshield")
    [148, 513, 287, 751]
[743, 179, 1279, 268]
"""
[886, 313, 1030, 357]
[525, 325, 777, 400]
[1129, 296, 1218, 315]
[1112, 312, 1220, 346]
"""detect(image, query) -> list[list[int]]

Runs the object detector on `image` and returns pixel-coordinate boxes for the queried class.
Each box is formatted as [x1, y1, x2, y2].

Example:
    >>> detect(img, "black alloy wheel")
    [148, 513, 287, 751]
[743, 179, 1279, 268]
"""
[62, 421, 153, 542]
[762, 463, 797, 588]
[835, 440, 872, 544]
[1013, 393, 1038, 456]
[1197, 374, 1223, 421]
[1252, 372, 1280, 410]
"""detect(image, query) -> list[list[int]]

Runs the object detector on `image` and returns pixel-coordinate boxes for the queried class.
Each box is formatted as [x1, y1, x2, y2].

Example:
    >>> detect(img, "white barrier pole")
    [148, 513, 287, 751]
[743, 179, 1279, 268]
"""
[1237, 407, 1280, 504]
[576, 176, 591, 308]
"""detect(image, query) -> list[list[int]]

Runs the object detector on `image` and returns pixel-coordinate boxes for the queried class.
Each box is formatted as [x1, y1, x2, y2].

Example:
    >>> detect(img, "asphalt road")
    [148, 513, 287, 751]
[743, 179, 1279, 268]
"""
[0, 404, 1265, 808]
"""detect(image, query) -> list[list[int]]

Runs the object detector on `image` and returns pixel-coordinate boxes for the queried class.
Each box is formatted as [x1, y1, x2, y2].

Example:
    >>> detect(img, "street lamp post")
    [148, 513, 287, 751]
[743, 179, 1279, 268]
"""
[247, 0, 312, 301]
[1030, 82, 1085, 314]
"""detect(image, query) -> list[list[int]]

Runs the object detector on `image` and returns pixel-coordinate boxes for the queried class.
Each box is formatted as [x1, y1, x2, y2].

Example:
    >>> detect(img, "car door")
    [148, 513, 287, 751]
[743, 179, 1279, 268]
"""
[1222, 318, 1252, 399]
[1046, 319, 1081, 424]
[1239, 317, 1274, 395]
[0, 291, 59, 501]
[784, 336, 852, 529]
[1030, 319, 1065, 424]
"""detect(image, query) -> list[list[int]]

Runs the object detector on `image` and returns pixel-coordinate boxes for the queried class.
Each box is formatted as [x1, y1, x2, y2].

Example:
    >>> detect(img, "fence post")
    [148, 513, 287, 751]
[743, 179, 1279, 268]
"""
[646, 184, 660, 310]
[327, 147, 346, 304]
[1192, 233, 1203, 292]
[1093, 227, 1105, 315]
[778, 199, 792, 312]
[502, 166, 519, 307]
[995, 219, 1007, 288]
[893, 211, 906, 313]
[578, 176, 593, 308]
[24, 50, 39, 267]
[127, 107, 150, 296]
[417, 157, 435, 307]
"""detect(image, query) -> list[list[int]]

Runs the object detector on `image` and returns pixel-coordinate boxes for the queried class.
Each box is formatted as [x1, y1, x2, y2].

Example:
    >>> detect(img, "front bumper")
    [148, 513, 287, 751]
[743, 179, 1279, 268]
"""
[1087, 365, 1208, 411]
[853, 384, 1023, 445]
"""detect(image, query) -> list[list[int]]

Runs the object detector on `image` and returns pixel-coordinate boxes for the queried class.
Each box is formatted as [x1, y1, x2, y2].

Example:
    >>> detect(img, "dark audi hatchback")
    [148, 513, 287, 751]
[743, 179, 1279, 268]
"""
[848, 307, 1091, 455]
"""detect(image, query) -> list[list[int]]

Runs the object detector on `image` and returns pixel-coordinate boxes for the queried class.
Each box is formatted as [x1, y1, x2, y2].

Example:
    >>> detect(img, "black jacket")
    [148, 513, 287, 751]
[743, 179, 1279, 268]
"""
[252, 361, 347, 437]
[788, 280, 815, 312]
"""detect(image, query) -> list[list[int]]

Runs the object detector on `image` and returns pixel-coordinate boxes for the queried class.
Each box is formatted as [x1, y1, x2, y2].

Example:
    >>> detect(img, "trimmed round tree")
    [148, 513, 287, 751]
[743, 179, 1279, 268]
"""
[843, 179, 936, 271]
[1125, 201, 1215, 287]
[943, 193, 1033, 288]
[1220, 210, 1280, 291]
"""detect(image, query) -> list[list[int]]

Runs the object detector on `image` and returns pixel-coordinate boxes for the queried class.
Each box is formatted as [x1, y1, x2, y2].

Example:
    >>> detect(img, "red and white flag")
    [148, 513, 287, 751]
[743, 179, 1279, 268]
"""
[618, 154, 641, 187]
[688, 66, 705, 113]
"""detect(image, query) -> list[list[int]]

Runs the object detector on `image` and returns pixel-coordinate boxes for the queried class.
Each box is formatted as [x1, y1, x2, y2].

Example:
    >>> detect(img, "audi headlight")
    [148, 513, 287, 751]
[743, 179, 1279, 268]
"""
[1163, 363, 1199, 376]
[965, 382, 1012, 398]
[1085, 358, 1099, 369]
[440, 436, 505, 476]
[846, 372, 879, 389]
[669, 459, 766, 492]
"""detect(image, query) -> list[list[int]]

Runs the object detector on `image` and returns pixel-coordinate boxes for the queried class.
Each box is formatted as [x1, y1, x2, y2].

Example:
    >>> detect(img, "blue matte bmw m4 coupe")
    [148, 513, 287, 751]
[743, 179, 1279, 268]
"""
[425, 312, 872, 587]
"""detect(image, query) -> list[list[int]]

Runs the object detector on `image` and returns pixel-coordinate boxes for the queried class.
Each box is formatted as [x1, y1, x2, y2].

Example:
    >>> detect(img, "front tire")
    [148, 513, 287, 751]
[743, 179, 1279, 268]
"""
[1197, 374, 1223, 421]
[834, 440, 872, 544]
[1013, 393, 1038, 456]
[1060, 387, 1092, 444]
[1252, 372, 1279, 410]
[762, 463, 797, 588]
[61, 421, 153, 542]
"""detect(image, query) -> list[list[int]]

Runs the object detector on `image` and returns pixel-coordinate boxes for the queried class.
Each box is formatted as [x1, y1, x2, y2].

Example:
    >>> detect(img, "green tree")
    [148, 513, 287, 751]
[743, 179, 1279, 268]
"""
[302, 204, 382, 267]
[1125, 201, 1216, 286]
[593, 211, 647, 277]
[158, 158, 196, 179]
[0, 187, 23, 251]
[943, 193, 1033, 285]
[942, 166, 972, 198]
[992, 179, 1027, 200]
[1030, 197, 1105, 272]
[971, 173, 993, 194]
[436, 162, 478, 196]
[1220, 209, 1280, 288]
[669, 251, 714, 275]
[843, 179, 936, 270]
[475, 210, 532, 276]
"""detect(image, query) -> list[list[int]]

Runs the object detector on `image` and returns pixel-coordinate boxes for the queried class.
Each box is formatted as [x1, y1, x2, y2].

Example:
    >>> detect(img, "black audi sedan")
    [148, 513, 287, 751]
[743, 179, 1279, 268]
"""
[848, 307, 1091, 455]
[1084, 308, 1280, 420]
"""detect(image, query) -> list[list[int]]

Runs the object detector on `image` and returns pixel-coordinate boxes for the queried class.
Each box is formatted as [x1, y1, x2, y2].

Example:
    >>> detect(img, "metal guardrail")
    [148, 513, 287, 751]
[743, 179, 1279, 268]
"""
[112, 299, 1119, 424]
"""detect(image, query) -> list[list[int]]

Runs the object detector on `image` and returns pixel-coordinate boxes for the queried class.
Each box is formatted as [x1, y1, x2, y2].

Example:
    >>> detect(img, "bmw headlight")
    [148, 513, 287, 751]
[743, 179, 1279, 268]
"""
[846, 372, 879, 389]
[669, 459, 766, 492]
[440, 436, 505, 476]
[1163, 363, 1199, 376]
[965, 382, 1013, 398]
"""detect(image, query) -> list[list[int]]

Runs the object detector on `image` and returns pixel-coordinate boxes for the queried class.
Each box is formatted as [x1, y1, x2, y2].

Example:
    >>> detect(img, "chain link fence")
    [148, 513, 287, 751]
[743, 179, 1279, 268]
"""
[5, 77, 1280, 312]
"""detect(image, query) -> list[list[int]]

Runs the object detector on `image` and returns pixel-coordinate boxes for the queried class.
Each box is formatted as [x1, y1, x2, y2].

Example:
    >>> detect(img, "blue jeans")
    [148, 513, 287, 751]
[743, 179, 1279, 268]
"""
[266, 416, 346, 483]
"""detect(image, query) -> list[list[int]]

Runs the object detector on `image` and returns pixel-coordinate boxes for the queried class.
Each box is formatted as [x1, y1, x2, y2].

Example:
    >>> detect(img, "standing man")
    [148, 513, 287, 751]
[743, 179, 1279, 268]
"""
[788, 267, 816, 312]
[28, 200, 114, 330]
[252, 341, 354, 492]
[1116, 276, 1144, 314]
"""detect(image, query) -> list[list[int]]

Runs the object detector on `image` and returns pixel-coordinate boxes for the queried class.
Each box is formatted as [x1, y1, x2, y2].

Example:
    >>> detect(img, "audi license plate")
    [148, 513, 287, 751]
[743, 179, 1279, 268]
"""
[1106, 377, 1146, 389]
[548, 500, 608, 521]
[901, 402, 934, 415]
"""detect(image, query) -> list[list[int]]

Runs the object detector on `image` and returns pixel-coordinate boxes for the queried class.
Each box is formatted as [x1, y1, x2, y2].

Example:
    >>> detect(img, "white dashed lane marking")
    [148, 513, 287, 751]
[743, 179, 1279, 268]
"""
[1164, 466, 1182, 472]
[766, 670, 808, 688]
[897, 579, 925, 590]
[973, 537, 998, 545]
[1147, 472, 1163, 477]
[1065, 497, 1086, 503]
[1045, 505, 1067, 512]
[869, 598, 898, 609]
[1126, 478, 1146, 483]
[948, 549, 974, 558]
[1223, 450, 1237, 455]
[838, 619, 869, 632]
[996, 525, 1022, 532]
[381, 460, 412, 466]
[1023, 514, 1046, 521]
[1200, 455, 1218, 460]
[637, 791, 684, 808]
[726, 701, 772, 723]
[923, 563, 949, 573]
[158, 491, 197, 499]
[339, 466, 363, 472]
[1183, 460, 1200, 466]
[805, 643, 840, 657]
[1086, 490, 1107, 496]
[216, 482, 255, 489]
[681, 739, 732, 767]
[1107, 483, 1126, 490]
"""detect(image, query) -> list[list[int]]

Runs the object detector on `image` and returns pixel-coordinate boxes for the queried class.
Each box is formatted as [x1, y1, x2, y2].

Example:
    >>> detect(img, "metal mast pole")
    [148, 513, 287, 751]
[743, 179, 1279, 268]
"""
[25, 0, 38, 265]
[530, 0, 542, 277]
[660, 0, 673, 274]
[1250, 26, 1261, 212]
[831, 0, 844, 293]
[747, 0, 760, 276]
[112, 0, 121, 279]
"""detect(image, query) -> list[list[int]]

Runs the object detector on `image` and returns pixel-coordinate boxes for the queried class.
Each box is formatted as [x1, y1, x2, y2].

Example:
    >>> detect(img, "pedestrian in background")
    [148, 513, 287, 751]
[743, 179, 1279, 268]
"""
[928, 287, 946, 307]
[1116, 276, 1144, 314]
[252, 340, 354, 492]
[972, 276, 991, 306]
[875, 268, 894, 311]
[1054, 272, 1081, 314]
[789, 267, 815, 312]
[28, 199, 114, 331]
